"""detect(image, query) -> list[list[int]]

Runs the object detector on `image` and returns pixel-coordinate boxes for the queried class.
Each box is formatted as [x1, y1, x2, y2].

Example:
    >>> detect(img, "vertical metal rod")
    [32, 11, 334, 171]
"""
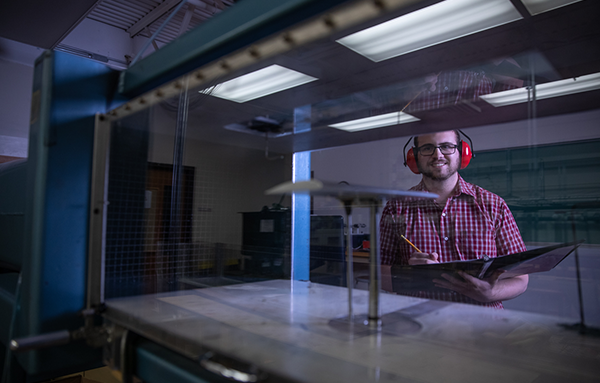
[88, 114, 111, 308]
[291, 106, 311, 282]
[168, 78, 190, 288]
[527, 54, 538, 201]
[2, 273, 22, 383]
[505, 149, 512, 198]
[368, 200, 381, 329]
[120, 330, 134, 383]
[344, 203, 354, 320]
[571, 210, 586, 332]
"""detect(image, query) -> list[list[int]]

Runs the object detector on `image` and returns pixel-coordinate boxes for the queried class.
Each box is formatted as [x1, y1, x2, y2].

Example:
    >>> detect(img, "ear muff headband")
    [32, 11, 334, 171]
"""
[403, 138, 420, 174]
[403, 130, 475, 174]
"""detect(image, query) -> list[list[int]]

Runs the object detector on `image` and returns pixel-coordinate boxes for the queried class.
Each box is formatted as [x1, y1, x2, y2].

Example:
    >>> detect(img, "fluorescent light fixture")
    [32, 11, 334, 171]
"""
[200, 65, 317, 103]
[336, 0, 522, 62]
[480, 72, 600, 107]
[329, 112, 420, 132]
[521, 0, 583, 15]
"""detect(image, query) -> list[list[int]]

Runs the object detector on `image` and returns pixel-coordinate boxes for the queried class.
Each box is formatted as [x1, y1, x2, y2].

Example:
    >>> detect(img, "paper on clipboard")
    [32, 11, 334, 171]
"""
[388, 240, 583, 294]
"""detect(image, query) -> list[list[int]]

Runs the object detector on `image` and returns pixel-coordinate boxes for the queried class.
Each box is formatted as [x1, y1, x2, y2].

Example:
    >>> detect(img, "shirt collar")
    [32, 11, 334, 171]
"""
[456, 175, 477, 198]
[414, 175, 477, 198]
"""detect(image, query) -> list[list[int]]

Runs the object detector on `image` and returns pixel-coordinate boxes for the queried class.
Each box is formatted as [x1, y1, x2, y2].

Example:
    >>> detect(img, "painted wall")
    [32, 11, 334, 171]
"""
[149, 103, 292, 248]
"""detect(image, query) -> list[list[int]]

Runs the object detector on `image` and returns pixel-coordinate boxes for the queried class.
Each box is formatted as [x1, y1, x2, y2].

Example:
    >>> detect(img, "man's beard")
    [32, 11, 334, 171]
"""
[417, 159, 460, 181]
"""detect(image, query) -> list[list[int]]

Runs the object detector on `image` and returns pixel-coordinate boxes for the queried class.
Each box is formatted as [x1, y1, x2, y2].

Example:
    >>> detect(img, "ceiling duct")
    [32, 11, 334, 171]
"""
[224, 116, 293, 138]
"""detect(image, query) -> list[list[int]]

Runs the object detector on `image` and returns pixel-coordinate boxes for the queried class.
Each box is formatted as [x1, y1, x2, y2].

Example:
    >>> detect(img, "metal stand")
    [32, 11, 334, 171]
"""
[367, 199, 382, 330]
[343, 201, 354, 321]
[341, 197, 381, 328]
[560, 205, 600, 337]
[266, 179, 436, 333]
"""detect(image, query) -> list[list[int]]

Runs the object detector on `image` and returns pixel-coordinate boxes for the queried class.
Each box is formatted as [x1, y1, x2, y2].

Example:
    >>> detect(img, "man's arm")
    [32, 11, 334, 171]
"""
[409, 252, 529, 302]
[433, 271, 528, 303]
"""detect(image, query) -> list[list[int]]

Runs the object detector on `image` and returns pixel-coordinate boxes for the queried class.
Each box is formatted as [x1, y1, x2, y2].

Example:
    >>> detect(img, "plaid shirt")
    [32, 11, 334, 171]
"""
[380, 176, 526, 309]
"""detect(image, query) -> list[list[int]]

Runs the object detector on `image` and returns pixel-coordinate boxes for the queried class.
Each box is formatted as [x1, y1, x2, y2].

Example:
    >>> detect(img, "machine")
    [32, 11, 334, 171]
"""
[1, 0, 600, 382]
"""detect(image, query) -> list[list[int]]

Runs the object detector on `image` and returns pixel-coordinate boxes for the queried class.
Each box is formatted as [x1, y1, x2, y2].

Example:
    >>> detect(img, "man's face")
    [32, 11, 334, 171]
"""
[415, 131, 461, 181]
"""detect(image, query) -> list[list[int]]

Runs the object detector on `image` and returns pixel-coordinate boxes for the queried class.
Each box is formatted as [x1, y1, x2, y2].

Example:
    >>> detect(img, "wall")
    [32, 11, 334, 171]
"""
[312, 108, 600, 189]
[311, 109, 600, 227]
[103, 102, 293, 297]
[149, 103, 291, 248]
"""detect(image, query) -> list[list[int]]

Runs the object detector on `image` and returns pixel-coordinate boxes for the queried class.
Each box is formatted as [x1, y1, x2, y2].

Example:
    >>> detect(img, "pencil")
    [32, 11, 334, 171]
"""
[401, 235, 422, 253]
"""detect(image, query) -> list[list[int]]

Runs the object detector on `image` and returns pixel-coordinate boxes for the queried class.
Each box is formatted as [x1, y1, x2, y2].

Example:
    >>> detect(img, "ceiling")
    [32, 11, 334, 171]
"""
[150, 0, 599, 154]
[0, 0, 235, 50]
[86, 0, 236, 46]
[1, 0, 598, 155]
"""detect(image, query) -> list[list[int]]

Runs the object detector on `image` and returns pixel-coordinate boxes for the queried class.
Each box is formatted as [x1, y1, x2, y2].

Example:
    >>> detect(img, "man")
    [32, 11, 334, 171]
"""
[380, 130, 528, 308]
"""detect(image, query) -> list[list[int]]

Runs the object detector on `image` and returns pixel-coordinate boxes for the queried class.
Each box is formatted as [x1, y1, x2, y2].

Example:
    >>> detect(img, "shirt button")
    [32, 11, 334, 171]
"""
[442, 213, 446, 217]
[444, 237, 449, 241]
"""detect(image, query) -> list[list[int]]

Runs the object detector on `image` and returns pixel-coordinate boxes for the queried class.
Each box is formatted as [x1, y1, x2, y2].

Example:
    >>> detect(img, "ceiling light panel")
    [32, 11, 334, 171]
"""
[480, 72, 600, 107]
[329, 112, 420, 132]
[336, 0, 522, 62]
[520, 0, 583, 15]
[200, 65, 318, 103]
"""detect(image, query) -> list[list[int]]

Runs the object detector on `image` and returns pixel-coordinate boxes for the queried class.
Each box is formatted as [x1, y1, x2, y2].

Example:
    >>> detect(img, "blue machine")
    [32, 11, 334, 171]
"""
[0, 1, 352, 381]
[0, 50, 127, 381]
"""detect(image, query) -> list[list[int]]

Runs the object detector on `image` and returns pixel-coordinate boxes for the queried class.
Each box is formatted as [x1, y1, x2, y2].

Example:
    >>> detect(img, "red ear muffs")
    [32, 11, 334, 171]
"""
[460, 141, 472, 169]
[404, 140, 473, 174]
[406, 148, 419, 174]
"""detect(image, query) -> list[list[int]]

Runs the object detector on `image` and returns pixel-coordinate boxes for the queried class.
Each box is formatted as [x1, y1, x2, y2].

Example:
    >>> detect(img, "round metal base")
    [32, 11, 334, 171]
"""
[328, 312, 422, 336]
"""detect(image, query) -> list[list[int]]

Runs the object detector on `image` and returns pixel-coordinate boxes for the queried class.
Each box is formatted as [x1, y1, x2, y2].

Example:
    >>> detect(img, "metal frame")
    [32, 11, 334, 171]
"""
[113, 0, 423, 111]
[87, 113, 112, 309]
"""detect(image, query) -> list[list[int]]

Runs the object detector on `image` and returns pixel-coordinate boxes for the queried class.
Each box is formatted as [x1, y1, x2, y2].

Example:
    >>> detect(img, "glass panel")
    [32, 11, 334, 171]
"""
[104, 95, 293, 298]
[103, 0, 600, 347]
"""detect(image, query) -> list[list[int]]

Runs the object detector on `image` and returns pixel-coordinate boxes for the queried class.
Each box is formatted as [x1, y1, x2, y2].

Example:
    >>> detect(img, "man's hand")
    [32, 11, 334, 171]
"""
[433, 271, 528, 303]
[408, 252, 439, 265]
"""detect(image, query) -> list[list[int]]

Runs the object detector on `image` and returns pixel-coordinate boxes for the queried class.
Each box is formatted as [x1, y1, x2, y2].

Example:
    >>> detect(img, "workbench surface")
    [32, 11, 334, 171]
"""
[105, 280, 600, 383]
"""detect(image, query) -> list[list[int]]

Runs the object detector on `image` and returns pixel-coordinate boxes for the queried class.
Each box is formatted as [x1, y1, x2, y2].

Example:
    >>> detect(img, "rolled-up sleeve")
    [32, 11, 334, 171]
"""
[380, 201, 398, 265]
[495, 200, 527, 256]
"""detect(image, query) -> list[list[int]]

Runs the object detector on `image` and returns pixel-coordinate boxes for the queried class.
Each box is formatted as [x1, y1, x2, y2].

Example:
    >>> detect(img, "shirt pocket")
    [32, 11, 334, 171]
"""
[455, 220, 497, 260]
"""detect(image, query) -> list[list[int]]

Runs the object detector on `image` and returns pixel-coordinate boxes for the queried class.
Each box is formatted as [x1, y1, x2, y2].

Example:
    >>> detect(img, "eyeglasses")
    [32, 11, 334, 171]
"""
[416, 144, 458, 156]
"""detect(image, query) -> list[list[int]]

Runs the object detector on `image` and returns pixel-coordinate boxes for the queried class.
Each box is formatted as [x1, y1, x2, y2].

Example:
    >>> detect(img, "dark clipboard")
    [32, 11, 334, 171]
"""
[389, 240, 584, 294]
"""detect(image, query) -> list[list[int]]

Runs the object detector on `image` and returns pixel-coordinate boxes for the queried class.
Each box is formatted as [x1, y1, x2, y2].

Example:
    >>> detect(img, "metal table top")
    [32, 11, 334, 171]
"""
[104, 280, 600, 383]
